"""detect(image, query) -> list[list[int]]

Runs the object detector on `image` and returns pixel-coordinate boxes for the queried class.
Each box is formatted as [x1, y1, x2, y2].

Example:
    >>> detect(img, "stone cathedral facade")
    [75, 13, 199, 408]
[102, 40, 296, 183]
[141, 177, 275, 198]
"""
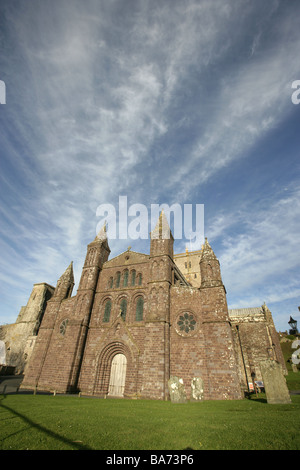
[20, 213, 285, 400]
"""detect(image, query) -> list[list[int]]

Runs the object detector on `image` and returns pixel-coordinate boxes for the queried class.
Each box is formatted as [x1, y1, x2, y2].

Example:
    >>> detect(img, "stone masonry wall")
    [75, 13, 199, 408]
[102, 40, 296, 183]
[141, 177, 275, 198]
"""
[229, 306, 287, 393]
[170, 285, 242, 400]
[0, 283, 54, 374]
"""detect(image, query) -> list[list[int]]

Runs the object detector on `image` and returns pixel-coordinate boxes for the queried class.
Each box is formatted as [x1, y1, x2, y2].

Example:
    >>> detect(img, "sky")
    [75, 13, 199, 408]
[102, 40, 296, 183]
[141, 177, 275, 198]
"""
[0, 0, 299, 332]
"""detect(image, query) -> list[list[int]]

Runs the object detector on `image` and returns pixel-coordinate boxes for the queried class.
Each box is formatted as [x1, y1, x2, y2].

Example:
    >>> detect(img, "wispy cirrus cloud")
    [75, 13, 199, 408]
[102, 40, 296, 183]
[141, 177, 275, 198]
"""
[214, 185, 300, 325]
[0, 0, 300, 331]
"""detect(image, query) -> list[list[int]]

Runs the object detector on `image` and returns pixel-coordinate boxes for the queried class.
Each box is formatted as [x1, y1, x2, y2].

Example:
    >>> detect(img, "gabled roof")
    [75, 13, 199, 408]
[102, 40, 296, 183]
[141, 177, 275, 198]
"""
[228, 307, 264, 317]
[104, 250, 149, 268]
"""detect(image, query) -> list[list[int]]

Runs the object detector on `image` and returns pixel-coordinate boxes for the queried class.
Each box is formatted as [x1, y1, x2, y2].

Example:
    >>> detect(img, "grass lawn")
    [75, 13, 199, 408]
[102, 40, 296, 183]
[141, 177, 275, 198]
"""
[286, 371, 300, 390]
[1, 392, 300, 450]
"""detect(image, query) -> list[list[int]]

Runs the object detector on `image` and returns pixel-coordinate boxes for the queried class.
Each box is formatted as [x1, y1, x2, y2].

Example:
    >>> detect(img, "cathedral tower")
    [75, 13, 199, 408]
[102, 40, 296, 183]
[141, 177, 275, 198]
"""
[199, 238, 242, 399]
[21, 226, 110, 393]
[20, 262, 75, 391]
[142, 211, 173, 399]
[67, 224, 110, 390]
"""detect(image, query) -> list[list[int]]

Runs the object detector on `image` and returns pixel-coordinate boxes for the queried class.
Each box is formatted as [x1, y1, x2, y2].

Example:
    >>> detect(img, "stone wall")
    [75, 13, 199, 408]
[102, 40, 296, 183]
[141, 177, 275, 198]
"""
[229, 305, 287, 393]
[0, 283, 54, 374]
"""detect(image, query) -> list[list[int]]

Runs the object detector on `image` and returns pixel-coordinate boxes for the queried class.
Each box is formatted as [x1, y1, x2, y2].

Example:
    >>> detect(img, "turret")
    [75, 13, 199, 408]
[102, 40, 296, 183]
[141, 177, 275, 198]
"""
[78, 223, 110, 293]
[150, 210, 174, 258]
[52, 262, 74, 300]
[200, 238, 223, 289]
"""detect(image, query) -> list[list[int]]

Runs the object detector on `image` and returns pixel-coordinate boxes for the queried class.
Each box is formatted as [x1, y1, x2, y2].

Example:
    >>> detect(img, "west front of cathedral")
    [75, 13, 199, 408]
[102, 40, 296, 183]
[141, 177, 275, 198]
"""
[1, 212, 286, 400]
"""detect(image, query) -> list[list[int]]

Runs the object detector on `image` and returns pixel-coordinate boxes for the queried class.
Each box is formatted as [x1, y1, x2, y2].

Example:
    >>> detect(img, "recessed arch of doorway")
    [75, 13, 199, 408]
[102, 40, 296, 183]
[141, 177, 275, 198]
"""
[92, 341, 138, 397]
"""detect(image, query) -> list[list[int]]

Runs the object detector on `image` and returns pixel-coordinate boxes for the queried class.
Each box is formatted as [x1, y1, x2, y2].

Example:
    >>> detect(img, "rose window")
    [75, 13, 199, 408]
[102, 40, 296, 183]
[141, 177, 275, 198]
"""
[59, 319, 68, 336]
[176, 313, 197, 335]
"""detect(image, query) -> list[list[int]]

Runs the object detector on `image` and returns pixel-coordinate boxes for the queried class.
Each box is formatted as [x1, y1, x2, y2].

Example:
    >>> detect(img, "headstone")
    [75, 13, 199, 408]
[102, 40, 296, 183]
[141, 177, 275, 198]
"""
[190, 377, 204, 401]
[168, 376, 187, 403]
[260, 359, 291, 404]
[292, 363, 298, 373]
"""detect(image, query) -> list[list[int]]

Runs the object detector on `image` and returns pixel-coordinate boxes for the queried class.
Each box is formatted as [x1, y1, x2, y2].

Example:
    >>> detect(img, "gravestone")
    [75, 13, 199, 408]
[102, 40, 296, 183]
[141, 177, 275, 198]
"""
[260, 359, 291, 404]
[168, 376, 187, 403]
[292, 364, 298, 373]
[190, 377, 204, 401]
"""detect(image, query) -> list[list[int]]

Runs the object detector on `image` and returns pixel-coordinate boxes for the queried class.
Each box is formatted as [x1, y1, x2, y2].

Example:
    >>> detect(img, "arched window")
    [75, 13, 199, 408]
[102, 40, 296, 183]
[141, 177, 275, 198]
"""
[103, 300, 112, 322]
[135, 296, 144, 321]
[123, 269, 129, 287]
[120, 298, 127, 320]
[108, 277, 113, 289]
[138, 273, 142, 286]
[116, 272, 121, 288]
[131, 269, 136, 286]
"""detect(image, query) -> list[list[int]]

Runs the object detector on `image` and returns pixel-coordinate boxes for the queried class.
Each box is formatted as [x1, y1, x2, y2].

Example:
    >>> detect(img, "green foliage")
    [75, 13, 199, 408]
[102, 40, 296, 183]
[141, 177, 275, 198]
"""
[1, 394, 300, 450]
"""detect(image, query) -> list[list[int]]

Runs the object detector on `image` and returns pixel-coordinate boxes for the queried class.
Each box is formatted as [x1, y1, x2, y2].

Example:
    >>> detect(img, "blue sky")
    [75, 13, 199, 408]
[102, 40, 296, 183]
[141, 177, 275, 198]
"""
[0, 0, 299, 332]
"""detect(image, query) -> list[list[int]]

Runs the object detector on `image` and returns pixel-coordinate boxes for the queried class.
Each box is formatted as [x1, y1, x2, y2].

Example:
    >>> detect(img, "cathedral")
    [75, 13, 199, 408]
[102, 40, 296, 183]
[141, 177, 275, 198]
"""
[19, 212, 285, 400]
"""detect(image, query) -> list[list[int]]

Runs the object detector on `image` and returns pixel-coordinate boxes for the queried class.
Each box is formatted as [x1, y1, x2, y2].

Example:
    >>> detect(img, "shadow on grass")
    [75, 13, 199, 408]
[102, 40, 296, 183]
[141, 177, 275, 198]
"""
[249, 397, 268, 404]
[0, 395, 92, 450]
[245, 392, 268, 404]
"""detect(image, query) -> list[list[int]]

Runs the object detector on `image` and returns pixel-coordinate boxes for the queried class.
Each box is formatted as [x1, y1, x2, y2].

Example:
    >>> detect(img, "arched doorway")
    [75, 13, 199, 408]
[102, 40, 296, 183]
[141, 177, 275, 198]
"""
[108, 353, 127, 397]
